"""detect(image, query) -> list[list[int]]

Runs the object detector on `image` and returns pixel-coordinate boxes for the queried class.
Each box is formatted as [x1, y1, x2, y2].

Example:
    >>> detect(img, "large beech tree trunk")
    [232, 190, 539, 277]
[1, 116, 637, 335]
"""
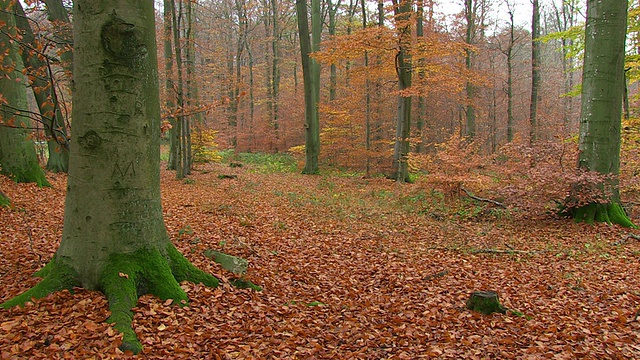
[0, 0, 50, 187]
[1, 0, 219, 353]
[571, 0, 635, 227]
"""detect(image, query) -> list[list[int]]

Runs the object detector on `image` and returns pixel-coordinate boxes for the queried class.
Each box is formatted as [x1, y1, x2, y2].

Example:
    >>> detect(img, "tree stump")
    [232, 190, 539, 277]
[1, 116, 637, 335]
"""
[465, 291, 507, 315]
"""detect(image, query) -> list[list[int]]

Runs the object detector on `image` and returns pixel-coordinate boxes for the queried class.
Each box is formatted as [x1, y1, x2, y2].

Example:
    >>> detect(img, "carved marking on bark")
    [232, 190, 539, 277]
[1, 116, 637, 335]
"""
[100, 11, 147, 69]
[134, 101, 143, 116]
[78, 130, 102, 150]
[112, 159, 136, 178]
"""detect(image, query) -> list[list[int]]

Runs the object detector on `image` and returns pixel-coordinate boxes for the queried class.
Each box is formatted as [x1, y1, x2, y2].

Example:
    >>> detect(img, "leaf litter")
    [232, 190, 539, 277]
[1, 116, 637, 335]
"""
[0, 163, 639, 358]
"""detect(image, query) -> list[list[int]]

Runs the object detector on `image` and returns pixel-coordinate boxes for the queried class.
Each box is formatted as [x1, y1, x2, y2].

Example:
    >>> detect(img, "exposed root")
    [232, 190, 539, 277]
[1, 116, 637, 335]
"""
[0, 259, 77, 309]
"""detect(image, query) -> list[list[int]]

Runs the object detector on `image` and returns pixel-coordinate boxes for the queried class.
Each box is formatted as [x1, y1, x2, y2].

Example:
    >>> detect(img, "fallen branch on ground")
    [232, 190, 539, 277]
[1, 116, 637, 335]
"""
[612, 233, 640, 246]
[470, 248, 538, 255]
[460, 187, 506, 208]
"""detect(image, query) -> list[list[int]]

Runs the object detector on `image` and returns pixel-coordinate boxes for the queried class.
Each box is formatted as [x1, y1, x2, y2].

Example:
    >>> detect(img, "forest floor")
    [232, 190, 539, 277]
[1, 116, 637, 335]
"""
[1, 161, 640, 359]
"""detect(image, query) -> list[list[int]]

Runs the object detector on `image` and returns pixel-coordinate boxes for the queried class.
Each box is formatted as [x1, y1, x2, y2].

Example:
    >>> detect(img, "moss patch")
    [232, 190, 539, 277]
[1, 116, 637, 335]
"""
[230, 278, 263, 291]
[465, 291, 507, 315]
[0, 191, 10, 207]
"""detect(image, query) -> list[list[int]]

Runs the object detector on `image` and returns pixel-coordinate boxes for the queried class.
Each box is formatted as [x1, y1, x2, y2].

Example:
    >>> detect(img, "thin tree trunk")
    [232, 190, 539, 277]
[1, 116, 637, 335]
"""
[464, 0, 476, 138]
[391, 0, 412, 183]
[328, 0, 341, 101]
[297, 0, 320, 174]
[164, 0, 178, 170]
[530, 0, 540, 143]
[362, 0, 371, 176]
[415, 0, 425, 153]
[0, 0, 50, 187]
[171, 0, 188, 178]
[14, 1, 69, 172]
[506, 7, 515, 143]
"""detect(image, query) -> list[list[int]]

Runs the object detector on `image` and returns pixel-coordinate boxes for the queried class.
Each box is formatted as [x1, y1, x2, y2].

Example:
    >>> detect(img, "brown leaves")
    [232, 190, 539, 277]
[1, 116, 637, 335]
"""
[1, 165, 640, 358]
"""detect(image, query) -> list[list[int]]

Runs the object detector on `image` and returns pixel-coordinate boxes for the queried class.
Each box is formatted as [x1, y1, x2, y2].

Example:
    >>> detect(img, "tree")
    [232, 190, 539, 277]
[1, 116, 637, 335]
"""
[0, 0, 50, 187]
[14, 1, 70, 173]
[391, 0, 412, 183]
[163, 0, 177, 170]
[171, 0, 191, 178]
[529, 0, 540, 143]
[297, 0, 320, 174]
[1, 0, 221, 353]
[463, 0, 476, 138]
[570, 0, 635, 227]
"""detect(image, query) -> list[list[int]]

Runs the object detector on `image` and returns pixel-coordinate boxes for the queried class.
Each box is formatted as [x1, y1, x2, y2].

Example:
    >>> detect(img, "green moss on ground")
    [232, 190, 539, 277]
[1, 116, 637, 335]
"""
[465, 291, 507, 315]
[0, 191, 10, 207]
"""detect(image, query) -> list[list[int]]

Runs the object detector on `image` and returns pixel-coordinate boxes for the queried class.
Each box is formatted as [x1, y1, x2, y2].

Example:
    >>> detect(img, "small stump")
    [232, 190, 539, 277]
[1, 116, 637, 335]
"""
[465, 291, 506, 315]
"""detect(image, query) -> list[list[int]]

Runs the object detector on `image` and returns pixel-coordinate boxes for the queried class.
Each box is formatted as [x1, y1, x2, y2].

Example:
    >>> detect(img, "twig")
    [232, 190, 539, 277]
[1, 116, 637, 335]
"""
[460, 186, 506, 208]
[21, 209, 43, 265]
[470, 248, 538, 255]
[423, 270, 449, 281]
[612, 233, 640, 246]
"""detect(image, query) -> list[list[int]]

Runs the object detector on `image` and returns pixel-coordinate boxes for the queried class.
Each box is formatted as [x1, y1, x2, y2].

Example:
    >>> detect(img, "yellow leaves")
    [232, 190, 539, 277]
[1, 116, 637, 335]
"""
[192, 127, 222, 163]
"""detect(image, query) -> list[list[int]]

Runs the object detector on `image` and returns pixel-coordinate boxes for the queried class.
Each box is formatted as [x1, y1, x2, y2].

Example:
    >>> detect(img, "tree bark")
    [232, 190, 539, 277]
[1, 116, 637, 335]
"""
[0, 0, 50, 187]
[571, 0, 635, 227]
[1, 1, 219, 353]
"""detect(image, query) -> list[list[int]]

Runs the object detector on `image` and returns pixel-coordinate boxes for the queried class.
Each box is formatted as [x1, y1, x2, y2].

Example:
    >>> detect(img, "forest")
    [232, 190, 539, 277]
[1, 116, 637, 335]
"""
[0, 0, 639, 358]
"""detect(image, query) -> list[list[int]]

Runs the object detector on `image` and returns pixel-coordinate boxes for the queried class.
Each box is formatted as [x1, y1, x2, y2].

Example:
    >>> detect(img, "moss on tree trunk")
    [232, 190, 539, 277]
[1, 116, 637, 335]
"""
[1, 243, 219, 353]
[1, 1, 227, 354]
[572, 202, 636, 228]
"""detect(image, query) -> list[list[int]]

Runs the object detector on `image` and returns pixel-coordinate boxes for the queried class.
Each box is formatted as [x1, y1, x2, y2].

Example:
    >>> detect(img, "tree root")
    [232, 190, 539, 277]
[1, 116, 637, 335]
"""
[1, 243, 223, 354]
[612, 233, 640, 246]
[99, 244, 219, 353]
[0, 259, 77, 309]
